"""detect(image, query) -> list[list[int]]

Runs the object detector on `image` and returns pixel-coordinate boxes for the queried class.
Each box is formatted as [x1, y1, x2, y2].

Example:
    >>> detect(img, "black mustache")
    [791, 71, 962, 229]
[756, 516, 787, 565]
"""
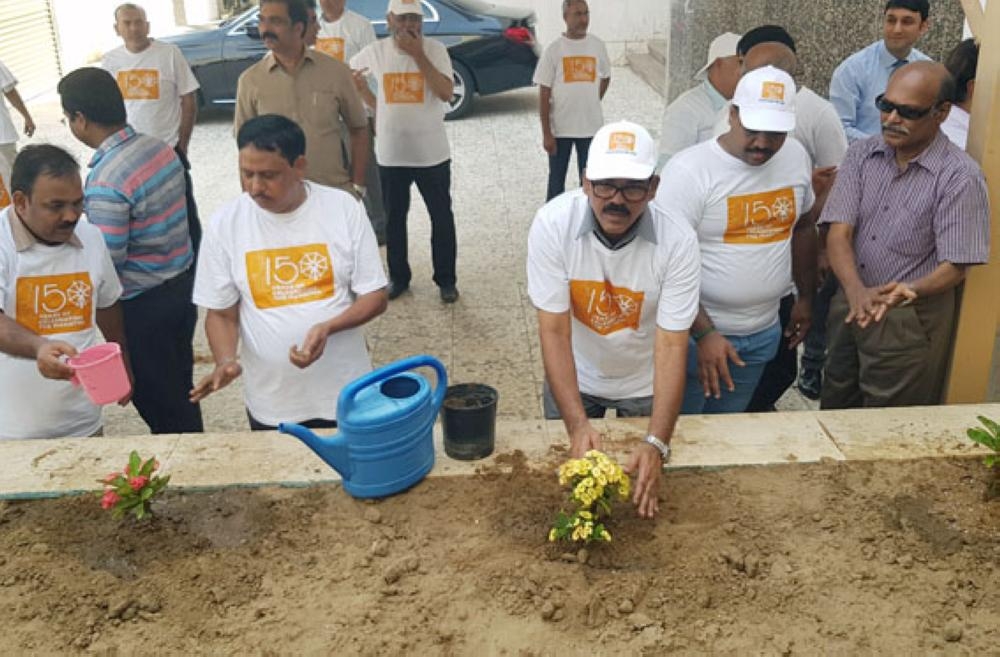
[262, 32, 278, 40]
[604, 204, 630, 215]
[881, 123, 910, 136]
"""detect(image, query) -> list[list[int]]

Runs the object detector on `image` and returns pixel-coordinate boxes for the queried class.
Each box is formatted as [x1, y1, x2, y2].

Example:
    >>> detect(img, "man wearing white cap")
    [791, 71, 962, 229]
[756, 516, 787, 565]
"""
[351, 0, 458, 303]
[528, 121, 700, 518]
[534, 0, 612, 201]
[658, 32, 741, 167]
[654, 66, 817, 414]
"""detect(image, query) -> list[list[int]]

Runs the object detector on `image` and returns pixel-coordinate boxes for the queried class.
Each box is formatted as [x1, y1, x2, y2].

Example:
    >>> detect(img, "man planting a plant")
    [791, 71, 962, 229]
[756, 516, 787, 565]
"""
[527, 121, 700, 518]
[190, 114, 387, 431]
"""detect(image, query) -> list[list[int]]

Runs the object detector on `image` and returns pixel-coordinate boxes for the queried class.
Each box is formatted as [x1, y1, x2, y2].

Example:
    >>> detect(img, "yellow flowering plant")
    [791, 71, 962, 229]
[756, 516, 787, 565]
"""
[549, 450, 630, 544]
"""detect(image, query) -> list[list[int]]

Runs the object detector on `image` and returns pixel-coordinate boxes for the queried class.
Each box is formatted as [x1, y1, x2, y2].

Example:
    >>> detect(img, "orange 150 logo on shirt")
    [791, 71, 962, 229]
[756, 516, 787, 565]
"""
[569, 280, 644, 336]
[563, 56, 597, 83]
[0, 174, 10, 209]
[316, 37, 346, 61]
[245, 244, 335, 310]
[724, 187, 797, 244]
[15, 273, 94, 335]
[116, 69, 161, 100]
[384, 73, 425, 103]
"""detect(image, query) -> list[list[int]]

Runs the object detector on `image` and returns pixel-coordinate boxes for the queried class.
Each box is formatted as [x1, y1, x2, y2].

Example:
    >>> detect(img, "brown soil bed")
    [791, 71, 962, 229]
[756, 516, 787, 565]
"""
[2, 454, 999, 655]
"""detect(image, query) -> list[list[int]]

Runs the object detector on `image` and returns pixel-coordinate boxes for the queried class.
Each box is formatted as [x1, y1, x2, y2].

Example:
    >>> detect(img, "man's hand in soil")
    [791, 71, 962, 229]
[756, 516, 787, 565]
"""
[626, 442, 662, 518]
[696, 331, 744, 399]
[189, 360, 242, 403]
[289, 323, 330, 369]
[36, 340, 77, 380]
[568, 422, 603, 458]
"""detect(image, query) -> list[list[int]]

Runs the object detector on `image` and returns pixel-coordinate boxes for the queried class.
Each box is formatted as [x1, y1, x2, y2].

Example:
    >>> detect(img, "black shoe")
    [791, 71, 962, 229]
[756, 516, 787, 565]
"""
[387, 281, 409, 300]
[439, 285, 459, 303]
[797, 368, 822, 400]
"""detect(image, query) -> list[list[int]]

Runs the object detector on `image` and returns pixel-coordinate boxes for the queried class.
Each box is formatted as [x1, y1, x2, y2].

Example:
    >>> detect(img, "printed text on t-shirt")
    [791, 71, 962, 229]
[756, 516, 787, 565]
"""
[316, 37, 345, 61]
[116, 69, 161, 100]
[246, 244, 335, 309]
[569, 280, 644, 335]
[563, 56, 597, 83]
[724, 187, 797, 244]
[15, 273, 94, 335]
[384, 73, 425, 103]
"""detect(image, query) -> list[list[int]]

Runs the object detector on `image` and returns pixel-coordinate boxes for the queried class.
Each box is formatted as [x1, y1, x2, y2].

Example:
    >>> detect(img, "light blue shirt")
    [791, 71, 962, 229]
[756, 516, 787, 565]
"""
[828, 40, 930, 143]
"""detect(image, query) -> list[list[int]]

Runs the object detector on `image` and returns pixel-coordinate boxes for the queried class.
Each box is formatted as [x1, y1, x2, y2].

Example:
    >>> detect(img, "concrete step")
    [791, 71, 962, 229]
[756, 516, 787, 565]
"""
[627, 51, 665, 97]
[648, 38, 667, 66]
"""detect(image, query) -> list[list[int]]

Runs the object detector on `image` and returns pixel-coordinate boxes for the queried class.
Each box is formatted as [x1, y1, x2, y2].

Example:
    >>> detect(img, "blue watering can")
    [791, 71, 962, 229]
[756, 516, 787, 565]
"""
[279, 355, 447, 499]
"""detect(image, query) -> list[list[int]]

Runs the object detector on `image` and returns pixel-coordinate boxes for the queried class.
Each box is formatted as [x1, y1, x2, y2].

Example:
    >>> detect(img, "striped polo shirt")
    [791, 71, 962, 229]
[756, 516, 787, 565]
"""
[85, 126, 193, 299]
[819, 131, 990, 288]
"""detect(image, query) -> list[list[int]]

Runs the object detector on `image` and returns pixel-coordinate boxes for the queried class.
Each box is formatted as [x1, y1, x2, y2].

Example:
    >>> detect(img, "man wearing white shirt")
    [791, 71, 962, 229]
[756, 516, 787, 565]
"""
[0, 145, 129, 439]
[190, 115, 387, 431]
[658, 32, 741, 167]
[942, 38, 977, 149]
[534, 0, 611, 201]
[528, 121, 700, 518]
[655, 66, 818, 415]
[102, 3, 203, 250]
[351, 0, 458, 303]
[0, 58, 37, 168]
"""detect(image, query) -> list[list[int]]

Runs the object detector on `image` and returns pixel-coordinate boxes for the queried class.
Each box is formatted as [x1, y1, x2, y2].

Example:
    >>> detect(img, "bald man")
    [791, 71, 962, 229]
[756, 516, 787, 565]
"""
[819, 62, 990, 409]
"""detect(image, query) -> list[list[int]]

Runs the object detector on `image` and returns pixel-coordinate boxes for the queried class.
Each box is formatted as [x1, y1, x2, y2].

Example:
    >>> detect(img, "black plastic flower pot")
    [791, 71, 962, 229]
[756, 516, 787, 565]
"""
[441, 383, 498, 461]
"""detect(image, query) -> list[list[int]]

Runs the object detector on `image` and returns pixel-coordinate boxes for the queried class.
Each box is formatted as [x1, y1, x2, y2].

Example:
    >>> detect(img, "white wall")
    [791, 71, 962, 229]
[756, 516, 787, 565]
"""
[496, 0, 669, 62]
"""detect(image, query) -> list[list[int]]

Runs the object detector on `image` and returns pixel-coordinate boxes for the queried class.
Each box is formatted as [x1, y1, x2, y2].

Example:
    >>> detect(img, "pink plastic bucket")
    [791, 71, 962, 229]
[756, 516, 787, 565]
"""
[68, 343, 130, 405]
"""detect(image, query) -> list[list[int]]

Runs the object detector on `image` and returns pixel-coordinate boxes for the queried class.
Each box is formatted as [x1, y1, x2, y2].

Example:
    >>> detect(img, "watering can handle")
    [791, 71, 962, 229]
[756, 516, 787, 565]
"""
[338, 355, 449, 416]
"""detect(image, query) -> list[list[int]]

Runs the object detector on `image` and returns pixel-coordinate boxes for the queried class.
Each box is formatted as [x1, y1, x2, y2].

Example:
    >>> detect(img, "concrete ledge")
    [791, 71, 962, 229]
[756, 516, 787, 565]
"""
[1, 404, 998, 500]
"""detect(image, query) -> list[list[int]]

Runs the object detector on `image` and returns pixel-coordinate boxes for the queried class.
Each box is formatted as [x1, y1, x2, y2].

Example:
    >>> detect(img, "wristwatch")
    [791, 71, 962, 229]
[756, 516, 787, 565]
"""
[352, 183, 367, 199]
[644, 434, 672, 464]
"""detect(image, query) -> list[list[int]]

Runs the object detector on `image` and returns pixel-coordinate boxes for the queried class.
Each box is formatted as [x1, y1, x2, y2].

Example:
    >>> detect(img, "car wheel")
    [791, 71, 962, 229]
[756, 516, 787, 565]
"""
[445, 61, 474, 121]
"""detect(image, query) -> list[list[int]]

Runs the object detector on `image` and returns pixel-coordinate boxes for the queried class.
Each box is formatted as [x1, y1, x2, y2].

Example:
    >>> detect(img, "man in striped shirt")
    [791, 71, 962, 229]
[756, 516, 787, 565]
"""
[58, 67, 203, 434]
[820, 62, 990, 409]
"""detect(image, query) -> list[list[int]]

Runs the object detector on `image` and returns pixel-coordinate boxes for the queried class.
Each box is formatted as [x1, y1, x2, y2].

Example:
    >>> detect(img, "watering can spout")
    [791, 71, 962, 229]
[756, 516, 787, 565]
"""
[278, 422, 351, 478]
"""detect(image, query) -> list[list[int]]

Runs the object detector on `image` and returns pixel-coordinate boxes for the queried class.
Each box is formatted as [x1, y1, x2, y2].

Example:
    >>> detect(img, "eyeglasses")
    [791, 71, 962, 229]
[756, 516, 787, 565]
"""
[875, 94, 937, 120]
[590, 180, 651, 202]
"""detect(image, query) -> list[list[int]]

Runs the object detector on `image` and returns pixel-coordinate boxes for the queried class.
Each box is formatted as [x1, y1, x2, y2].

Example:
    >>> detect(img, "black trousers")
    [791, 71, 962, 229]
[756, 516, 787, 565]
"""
[379, 160, 457, 288]
[746, 293, 797, 412]
[121, 268, 203, 434]
[546, 137, 592, 201]
[174, 146, 202, 256]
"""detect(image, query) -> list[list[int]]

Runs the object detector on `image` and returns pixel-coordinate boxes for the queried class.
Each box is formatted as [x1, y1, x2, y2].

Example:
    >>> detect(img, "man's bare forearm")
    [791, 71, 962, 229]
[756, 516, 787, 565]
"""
[647, 328, 688, 443]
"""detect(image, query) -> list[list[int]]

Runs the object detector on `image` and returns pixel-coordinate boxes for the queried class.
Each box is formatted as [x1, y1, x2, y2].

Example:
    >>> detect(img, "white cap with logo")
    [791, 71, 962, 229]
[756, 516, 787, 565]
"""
[585, 121, 657, 181]
[732, 65, 797, 133]
[387, 0, 423, 16]
[694, 32, 741, 80]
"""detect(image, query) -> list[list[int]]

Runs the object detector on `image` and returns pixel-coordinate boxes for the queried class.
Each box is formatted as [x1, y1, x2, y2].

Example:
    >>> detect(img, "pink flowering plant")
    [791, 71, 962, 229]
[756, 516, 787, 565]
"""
[97, 451, 169, 520]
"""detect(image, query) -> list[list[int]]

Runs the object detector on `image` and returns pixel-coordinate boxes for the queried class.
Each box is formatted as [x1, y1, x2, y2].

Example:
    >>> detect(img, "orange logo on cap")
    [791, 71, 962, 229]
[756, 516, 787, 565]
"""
[608, 132, 636, 153]
[761, 81, 785, 102]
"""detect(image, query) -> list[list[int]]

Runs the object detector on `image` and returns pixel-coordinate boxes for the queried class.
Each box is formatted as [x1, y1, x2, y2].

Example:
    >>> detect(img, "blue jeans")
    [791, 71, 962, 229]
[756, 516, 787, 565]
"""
[681, 321, 782, 415]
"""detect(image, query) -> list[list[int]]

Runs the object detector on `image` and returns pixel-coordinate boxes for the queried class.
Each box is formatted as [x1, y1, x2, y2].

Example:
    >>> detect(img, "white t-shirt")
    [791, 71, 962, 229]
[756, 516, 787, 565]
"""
[101, 40, 200, 147]
[941, 106, 969, 149]
[193, 182, 387, 426]
[532, 35, 611, 138]
[654, 138, 815, 336]
[0, 59, 19, 146]
[351, 38, 452, 167]
[0, 209, 123, 439]
[0, 152, 10, 209]
[712, 86, 848, 168]
[316, 9, 376, 64]
[527, 190, 701, 399]
[659, 79, 727, 167]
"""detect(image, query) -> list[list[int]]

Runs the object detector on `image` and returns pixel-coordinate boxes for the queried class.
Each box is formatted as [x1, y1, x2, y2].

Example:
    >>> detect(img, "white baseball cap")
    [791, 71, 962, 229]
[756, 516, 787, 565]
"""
[585, 121, 657, 181]
[732, 65, 797, 133]
[694, 32, 741, 80]
[387, 0, 423, 16]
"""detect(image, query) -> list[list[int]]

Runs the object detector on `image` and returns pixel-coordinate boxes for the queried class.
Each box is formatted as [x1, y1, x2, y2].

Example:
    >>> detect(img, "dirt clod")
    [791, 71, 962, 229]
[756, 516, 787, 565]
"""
[943, 621, 963, 642]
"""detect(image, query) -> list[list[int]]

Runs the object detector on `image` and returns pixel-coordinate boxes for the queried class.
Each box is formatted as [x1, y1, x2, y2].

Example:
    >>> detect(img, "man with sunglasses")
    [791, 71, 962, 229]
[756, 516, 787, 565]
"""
[655, 66, 817, 415]
[829, 0, 931, 143]
[820, 61, 989, 409]
[527, 121, 700, 519]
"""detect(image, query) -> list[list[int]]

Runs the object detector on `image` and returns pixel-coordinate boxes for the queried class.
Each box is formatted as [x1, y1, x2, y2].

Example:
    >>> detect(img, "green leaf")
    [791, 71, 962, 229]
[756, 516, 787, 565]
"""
[141, 486, 154, 501]
[985, 455, 997, 468]
[977, 415, 1000, 439]
[968, 428, 995, 448]
[139, 457, 156, 477]
[128, 451, 141, 477]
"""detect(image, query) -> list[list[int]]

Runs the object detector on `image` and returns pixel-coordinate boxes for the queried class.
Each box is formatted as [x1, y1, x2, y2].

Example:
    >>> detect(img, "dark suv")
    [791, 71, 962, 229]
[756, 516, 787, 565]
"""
[161, 0, 539, 119]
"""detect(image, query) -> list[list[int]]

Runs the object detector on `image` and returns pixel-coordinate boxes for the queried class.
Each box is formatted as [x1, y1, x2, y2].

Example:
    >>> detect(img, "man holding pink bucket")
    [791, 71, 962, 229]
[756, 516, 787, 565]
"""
[0, 145, 130, 439]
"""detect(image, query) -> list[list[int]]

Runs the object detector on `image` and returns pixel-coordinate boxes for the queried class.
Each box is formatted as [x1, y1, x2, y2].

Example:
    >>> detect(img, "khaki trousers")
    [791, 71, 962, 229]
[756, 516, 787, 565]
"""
[821, 287, 956, 409]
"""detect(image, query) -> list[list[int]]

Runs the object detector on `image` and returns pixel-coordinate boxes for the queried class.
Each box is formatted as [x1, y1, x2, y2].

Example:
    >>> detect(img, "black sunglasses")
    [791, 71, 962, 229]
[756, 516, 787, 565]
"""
[875, 93, 938, 120]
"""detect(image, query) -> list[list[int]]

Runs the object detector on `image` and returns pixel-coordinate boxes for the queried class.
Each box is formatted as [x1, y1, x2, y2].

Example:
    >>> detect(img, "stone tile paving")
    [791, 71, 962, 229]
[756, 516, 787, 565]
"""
[21, 66, 815, 436]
